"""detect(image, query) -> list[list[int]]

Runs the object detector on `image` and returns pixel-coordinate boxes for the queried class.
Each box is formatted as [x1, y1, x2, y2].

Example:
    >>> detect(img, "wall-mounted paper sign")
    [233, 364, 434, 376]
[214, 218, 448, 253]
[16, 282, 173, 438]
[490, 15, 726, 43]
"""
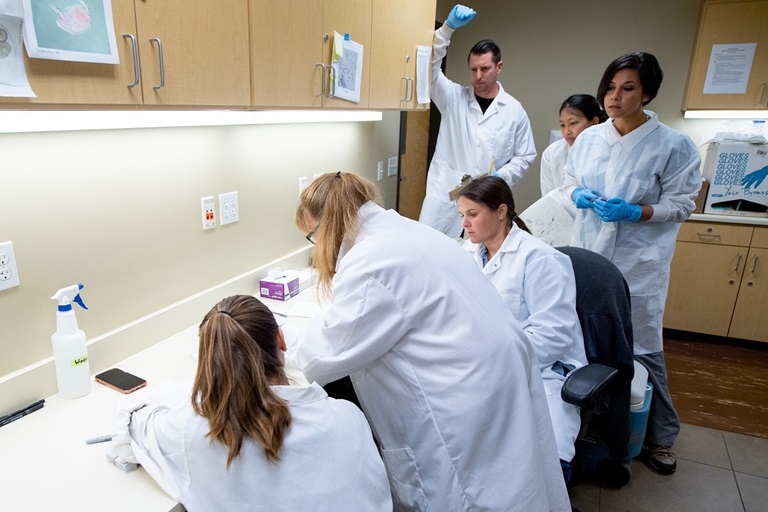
[21, 0, 119, 64]
[0, 13, 36, 97]
[703, 43, 756, 95]
[331, 32, 363, 104]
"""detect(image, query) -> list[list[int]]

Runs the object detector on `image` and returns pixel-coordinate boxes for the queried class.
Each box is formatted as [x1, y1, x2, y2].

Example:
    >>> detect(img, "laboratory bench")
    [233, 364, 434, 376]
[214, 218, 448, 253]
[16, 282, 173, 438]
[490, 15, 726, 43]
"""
[0, 291, 321, 512]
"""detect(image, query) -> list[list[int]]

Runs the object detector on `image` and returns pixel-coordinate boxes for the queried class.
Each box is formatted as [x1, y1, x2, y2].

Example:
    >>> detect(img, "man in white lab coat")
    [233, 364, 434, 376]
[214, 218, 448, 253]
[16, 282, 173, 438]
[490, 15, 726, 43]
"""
[292, 172, 571, 511]
[419, 4, 536, 238]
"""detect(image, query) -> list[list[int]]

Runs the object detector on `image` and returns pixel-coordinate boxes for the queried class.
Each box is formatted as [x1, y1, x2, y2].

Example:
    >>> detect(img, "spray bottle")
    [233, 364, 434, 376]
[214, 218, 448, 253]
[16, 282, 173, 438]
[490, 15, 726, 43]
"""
[51, 283, 91, 398]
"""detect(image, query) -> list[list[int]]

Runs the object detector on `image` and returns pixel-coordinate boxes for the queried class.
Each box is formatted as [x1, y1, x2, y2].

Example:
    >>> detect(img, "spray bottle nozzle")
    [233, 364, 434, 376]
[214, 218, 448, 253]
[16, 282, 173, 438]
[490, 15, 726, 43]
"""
[51, 283, 88, 311]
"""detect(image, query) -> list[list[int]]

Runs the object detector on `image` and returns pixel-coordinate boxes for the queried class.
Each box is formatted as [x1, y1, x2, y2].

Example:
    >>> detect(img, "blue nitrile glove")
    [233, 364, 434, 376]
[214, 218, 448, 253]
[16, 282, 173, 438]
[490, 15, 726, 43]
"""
[571, 188, 599, 209]
[446, 4, 476, 29]
[593, 197, 643, 222]
[742, 165, 768, 189]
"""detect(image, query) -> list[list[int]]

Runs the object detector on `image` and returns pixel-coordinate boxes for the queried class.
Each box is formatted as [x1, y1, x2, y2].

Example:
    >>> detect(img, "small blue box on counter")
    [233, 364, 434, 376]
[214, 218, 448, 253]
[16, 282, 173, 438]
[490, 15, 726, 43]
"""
[259, 275, 299, 301]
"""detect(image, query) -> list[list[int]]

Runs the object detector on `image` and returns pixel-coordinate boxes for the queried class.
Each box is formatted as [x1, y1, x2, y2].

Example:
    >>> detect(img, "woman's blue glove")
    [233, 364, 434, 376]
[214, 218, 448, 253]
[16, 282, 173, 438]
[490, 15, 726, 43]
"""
[446, 4, 476, 29]
[571, 188, 599, 209]
[593, 197, 643, 222]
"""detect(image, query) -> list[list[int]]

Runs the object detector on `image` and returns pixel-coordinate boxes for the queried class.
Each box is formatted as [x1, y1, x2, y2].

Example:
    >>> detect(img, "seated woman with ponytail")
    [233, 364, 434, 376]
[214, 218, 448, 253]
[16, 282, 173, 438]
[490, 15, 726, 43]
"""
[113, 294, 391, 512]
[458, 175, 588, 483]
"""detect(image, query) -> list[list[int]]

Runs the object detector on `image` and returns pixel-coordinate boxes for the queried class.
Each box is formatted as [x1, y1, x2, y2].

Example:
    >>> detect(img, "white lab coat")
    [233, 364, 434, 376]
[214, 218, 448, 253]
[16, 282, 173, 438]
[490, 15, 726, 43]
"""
[563, 112, 701, 354]
[293, 202, 570, 511]
[419, 24, 536, 238]
[540, 138, 570, 196]
[119, 382, 392, 512]
[464, 226, 587, 461]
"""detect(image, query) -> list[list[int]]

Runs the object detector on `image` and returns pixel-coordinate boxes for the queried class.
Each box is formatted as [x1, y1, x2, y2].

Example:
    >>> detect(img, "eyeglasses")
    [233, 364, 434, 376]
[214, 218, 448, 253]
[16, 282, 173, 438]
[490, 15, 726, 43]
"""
[305, 224, 320, 244]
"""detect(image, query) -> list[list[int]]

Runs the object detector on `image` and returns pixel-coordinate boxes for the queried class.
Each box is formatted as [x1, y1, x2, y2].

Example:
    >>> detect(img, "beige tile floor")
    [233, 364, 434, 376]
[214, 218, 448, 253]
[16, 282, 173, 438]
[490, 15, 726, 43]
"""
[568, 423, 768, 512]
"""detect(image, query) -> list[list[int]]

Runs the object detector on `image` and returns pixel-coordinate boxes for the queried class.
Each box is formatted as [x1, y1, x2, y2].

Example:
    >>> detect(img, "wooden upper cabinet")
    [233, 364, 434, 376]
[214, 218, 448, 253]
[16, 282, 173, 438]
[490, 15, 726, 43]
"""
[2, 0, 250, 107]
[134, 0, 250, 107]
[369, 0, 436, 110]
[2, 0, 142, 106]
[250, 0, 372, 109]
[683, 0, 768, 110]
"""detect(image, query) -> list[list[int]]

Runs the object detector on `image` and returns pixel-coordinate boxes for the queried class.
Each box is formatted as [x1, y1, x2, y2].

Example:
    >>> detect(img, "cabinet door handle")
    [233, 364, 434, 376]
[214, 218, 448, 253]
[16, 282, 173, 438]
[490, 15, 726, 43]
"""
[122, 34, 139, 88]
[315, 63, 327, 97]
[749, 254, 759, 274]
[400, 76, 409, 102]
[733, 252, 743, 273]
[149, 37, 165, 90]
[405, 77, 414, 102]
[328, 66, 336, 98]
[760, 83, 768, 106]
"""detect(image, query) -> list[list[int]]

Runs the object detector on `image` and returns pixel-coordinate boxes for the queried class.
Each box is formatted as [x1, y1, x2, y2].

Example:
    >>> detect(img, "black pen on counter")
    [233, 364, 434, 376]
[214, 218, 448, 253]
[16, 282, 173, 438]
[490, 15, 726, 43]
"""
[0, 399, 45, 428]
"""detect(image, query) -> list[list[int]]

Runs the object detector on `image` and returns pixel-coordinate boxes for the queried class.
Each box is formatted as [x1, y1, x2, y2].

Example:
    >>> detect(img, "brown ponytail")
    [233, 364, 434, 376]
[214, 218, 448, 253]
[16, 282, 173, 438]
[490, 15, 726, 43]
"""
[193, 295, 291, 467]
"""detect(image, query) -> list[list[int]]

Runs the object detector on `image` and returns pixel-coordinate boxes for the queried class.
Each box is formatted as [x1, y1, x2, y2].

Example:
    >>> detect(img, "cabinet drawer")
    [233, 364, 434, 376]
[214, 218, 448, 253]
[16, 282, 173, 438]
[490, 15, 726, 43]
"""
[677, 222, 753, 246]
[751, 227, 768, 249]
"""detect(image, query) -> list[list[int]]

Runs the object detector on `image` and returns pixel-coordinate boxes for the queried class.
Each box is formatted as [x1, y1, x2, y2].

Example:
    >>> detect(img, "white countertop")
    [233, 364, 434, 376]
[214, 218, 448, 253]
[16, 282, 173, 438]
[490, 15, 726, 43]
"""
[0, 290, 321, 511]
[689, 213, 768, 226]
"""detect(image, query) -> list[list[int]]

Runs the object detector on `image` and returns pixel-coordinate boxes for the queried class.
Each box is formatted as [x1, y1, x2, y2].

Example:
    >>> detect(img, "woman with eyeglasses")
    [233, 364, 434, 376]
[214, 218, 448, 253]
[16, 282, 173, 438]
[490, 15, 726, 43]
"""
[290, 171, 570, 511]
[114, 294, 392, 511]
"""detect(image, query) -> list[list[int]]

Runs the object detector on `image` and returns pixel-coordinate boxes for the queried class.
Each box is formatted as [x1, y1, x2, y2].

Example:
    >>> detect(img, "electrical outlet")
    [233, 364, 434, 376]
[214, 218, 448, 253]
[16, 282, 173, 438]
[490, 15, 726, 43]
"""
[387, 156, 398, 177]
[377, 161, 384, 181]
[219, 191, 240, 225]
[0, 241, 20, 291]
[201, 196, 215, 230]
[299, 177, 309, 195]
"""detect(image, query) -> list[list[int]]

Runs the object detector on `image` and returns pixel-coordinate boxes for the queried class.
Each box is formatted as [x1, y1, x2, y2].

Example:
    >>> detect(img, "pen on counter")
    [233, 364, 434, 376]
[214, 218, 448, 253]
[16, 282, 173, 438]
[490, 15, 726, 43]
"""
[85, 434, 114, 444]
[0, 399, 45, 428]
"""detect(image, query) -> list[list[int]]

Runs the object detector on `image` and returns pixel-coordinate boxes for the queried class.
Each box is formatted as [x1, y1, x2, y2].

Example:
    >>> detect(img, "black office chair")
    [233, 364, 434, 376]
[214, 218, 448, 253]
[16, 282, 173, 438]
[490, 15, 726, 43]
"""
[556, 246, 636, 488]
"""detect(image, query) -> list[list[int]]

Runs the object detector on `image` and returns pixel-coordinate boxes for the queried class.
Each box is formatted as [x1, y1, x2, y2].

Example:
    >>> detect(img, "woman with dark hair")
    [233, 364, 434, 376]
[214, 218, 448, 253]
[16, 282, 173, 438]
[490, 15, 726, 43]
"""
[458, 175, 587, 483]
[292, 171, 570, 510]
[564, 52, 702, 475]
[540, 94, 606, 196]
[114, 294, 391, 511]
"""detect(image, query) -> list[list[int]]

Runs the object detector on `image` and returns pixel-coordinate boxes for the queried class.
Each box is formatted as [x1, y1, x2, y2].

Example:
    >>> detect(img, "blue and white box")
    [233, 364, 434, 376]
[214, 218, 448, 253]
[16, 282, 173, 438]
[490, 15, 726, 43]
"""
[703, 142, 768, 217]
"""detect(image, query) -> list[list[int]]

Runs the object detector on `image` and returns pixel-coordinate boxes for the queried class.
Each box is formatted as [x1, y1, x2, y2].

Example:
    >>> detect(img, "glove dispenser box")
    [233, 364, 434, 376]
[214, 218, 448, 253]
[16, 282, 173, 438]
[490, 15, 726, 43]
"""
[702, 142, 768, 218]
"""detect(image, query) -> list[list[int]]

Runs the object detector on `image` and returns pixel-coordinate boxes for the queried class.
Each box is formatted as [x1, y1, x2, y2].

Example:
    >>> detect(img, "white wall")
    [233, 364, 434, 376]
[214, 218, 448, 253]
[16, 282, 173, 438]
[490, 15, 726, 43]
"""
[0, 112, 401, 392]
[435, 0, 715, 211]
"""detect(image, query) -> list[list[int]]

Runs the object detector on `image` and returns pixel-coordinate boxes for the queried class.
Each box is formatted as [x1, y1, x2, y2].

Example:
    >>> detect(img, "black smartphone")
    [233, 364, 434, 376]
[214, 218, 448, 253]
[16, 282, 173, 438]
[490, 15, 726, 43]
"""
[95, 368, 147, 394]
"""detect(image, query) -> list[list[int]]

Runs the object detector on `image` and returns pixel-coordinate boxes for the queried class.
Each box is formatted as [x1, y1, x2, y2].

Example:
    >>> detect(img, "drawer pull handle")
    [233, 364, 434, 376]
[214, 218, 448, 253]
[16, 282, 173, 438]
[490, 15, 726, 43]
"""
[315, 63, 327, 98]
[696, 232, 721, 240]
[733, 253, 743, 273]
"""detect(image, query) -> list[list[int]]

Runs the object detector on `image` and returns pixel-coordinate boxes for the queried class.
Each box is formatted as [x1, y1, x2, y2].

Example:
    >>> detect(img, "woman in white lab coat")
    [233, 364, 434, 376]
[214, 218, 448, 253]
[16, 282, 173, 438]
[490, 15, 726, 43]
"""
[113, 295, 392, 512]
[458, 175, 587, 482]
[292, 172, 570, 511]
[563, 52, 701, 476]
[540, 94, 605, 197]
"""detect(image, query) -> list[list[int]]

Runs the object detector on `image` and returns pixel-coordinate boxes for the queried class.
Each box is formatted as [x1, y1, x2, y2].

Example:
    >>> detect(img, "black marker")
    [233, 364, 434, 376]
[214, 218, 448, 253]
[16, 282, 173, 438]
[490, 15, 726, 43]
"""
[0, 399, 45, 428]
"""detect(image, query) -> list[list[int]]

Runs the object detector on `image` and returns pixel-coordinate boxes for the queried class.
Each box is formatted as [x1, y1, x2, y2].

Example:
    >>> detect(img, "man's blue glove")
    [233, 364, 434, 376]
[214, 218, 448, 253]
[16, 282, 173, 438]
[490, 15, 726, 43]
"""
[572, 188, 599, 209]
[446, 4, 476, 29]
[593, 197, 643, 222]
[741, 165, 768, 189]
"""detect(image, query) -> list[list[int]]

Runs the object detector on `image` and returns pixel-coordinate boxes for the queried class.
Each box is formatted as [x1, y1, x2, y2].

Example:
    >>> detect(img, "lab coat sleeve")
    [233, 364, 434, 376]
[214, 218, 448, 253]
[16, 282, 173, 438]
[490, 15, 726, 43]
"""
[540, 144, 559, 196]
[562, 139, 583, 201]
[295, 273, 410, 386]
[431, 25, 457, 113]
[648, 139, 702, 223]
[121, 384, 191, 503]
[520, 254, 579, 368]
[496, 110, 536, 187]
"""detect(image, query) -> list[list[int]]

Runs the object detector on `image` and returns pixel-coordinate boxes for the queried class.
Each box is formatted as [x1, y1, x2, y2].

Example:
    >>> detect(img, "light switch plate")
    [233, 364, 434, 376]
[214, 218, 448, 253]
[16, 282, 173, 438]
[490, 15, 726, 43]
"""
[387, 156, 398, 177]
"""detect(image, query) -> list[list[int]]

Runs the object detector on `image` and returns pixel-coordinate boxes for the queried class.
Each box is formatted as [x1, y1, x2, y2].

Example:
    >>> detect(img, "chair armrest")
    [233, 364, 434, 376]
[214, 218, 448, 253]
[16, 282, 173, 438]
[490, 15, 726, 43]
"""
[561, 363, 618, 407]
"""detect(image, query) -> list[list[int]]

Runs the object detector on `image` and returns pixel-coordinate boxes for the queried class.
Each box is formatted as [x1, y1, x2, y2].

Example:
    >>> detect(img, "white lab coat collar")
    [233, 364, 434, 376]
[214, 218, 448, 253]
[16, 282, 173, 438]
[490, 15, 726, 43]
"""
[272, 382, 328, 406]
[464, 81, 510, 118]
[335, 201, 382, 269]
[606, 110, 660, 152]
[465, 224, 523, 275]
